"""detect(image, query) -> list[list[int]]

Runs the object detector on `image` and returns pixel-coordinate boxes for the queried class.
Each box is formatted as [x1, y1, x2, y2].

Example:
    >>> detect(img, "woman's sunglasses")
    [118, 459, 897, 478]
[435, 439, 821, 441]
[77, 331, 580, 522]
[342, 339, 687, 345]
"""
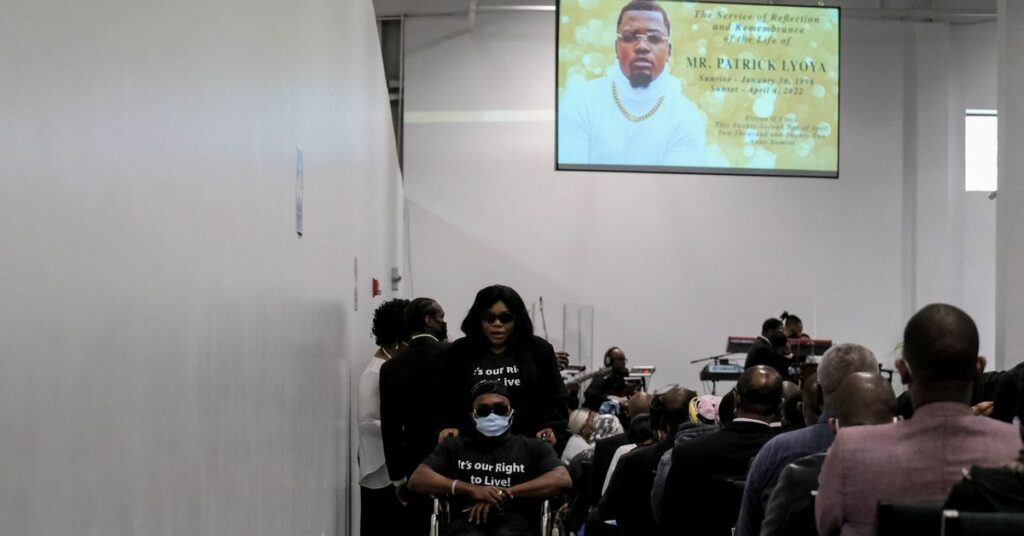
[482, 312, 515, 324]
[474, 403, 511, 417]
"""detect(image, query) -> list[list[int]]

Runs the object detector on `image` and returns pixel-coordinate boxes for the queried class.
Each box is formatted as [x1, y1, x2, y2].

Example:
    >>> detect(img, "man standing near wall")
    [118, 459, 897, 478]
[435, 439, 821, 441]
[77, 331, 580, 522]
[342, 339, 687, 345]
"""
[380, 297, 448, 536]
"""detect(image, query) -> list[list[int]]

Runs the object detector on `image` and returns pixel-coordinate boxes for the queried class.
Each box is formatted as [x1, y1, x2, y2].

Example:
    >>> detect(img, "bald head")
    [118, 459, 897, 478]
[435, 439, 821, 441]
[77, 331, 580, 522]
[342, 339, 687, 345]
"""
[903, 303, 979, 383]
[834, 372, 897, 427]
[651, 386, 691, 434]
[782, 380, 801, 402]
[817, 343, 879, 406]
[736, 365, 783, 418]
[627, 391, 654, 418]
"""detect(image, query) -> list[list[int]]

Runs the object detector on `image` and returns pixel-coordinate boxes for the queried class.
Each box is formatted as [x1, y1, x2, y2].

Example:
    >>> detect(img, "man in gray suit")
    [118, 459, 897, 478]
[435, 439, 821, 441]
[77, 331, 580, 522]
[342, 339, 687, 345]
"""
[815, 303, 1022, 536]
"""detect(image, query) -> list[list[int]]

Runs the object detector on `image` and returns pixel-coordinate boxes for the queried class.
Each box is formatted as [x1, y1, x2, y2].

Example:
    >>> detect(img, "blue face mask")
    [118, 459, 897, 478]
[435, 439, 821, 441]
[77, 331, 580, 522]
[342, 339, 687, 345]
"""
[474, 411, 514, 437]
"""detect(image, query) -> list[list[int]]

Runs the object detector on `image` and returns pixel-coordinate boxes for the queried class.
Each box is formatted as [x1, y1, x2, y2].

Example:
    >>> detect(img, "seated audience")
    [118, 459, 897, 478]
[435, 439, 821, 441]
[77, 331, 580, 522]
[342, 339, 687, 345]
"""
[945, 423, 1024, 513]
[761, 372, 898, 536]
[564, 418, 622, 536]
[658, 366, 783, 536]
[689, 394, 721, 426]
[798, 373, 822, 426]
[409, 381, 571, 536]
[563, 409, 597, 463]
[596, 386, 691, 536]
[601, 413, 655, 495]
[592, 412, 625, 442]
[584, 346, 632, 411]
[992, 361, 1024, 424]
[650, 393, 720, 523]
[589, 391, 654, 508]
[735, 343, 879, 536]
[897, 355, 1004, 419]
[815, 303, 1023, 536]
[563, 411, 626, 469]
[556, 351, 583, 411]
[567, 393, 652, 535]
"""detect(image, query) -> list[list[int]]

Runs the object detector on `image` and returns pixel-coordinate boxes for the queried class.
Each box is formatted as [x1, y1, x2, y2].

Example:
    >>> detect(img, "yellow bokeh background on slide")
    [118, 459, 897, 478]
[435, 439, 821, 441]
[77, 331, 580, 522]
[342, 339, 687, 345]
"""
[558, 0, 840, 173]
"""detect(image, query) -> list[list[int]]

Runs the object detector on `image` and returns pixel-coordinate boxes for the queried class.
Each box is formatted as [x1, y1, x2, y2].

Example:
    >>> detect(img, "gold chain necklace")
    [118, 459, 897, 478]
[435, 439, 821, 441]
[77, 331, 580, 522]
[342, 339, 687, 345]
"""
[612, 81, 664, 122]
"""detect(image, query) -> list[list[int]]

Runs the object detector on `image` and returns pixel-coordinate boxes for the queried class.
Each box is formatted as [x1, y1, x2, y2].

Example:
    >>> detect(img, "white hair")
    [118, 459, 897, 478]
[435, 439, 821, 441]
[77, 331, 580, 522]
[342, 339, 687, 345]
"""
[817, 343, 879, 399]
[568, 409, 594, 434]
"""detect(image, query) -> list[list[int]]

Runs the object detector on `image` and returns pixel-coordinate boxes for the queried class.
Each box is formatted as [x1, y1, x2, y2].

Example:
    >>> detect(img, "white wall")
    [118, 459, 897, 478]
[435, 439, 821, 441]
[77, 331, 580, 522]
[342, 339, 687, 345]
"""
[0, 1, 403, 534]
[403, 13, 910, 390]
[951, 23, 998, 363]
[997, 0, 1024, 370]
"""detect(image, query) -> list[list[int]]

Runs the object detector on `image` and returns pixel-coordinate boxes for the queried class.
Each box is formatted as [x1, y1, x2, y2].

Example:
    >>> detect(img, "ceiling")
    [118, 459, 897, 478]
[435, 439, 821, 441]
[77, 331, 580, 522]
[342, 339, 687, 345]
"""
[372, 0, 996, 23]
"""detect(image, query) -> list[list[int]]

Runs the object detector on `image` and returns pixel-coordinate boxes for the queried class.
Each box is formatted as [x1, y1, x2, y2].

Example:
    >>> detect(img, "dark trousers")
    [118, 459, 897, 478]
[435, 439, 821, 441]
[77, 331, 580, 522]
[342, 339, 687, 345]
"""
[449, 512, 532, 536]
[359, 485, 403, 536]
[398, 490, 434, 536]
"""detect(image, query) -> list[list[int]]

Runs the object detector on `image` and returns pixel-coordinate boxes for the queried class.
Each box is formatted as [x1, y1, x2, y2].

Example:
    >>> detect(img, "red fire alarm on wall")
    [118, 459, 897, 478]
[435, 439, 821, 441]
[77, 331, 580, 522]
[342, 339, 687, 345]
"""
[372, 278, 382, 297]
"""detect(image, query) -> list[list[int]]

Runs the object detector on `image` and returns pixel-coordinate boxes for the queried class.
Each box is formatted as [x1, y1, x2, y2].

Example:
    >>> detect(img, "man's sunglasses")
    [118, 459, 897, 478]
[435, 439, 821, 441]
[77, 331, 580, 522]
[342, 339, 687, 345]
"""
[617, 31, 668, 45]
[474, 403, 511, 417]
[482, 312, 515, 324]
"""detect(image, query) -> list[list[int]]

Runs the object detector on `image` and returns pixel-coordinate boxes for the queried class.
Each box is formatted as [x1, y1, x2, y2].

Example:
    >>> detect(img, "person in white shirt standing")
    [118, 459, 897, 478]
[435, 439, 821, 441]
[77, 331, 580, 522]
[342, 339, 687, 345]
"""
[358, 298, 410, 536]
[559, 1, 706, 168]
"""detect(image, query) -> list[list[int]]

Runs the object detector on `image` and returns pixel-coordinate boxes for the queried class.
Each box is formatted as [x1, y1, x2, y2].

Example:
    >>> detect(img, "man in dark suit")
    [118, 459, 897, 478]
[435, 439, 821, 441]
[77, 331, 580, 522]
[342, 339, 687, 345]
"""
[596, 386, 692, 536]
[379, 297, 448, 535]
[745, 318, 793, 380]
[658, 366, 782, 536]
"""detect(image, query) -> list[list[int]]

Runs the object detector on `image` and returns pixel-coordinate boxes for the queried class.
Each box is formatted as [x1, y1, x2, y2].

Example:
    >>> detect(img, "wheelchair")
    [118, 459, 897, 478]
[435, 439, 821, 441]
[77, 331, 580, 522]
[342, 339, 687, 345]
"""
[430, 496, 565, 536]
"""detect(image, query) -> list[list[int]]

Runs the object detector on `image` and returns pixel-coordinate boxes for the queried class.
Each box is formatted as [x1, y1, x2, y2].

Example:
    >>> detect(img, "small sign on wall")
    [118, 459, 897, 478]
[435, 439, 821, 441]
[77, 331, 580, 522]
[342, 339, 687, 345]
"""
[296, 146, 304, 237]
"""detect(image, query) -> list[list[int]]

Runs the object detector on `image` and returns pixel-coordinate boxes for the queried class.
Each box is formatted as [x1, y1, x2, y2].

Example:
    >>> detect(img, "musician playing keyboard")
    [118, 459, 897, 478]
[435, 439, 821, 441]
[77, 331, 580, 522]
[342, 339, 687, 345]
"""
[744, 319, 796, 381]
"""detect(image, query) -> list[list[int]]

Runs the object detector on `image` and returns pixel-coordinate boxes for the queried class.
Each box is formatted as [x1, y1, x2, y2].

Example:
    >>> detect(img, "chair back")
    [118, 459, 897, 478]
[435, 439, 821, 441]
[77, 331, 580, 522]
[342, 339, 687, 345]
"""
[704, 474, 746, 535]
[941, 509, 1024, 536]
[876, 502, 943, 536]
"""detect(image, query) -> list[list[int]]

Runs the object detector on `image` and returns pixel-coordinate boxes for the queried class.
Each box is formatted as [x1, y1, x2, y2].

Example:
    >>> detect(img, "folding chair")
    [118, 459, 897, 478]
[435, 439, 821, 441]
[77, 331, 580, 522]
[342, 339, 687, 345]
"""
[940, 509, 1024, 536]
[876, 502, 943, 536]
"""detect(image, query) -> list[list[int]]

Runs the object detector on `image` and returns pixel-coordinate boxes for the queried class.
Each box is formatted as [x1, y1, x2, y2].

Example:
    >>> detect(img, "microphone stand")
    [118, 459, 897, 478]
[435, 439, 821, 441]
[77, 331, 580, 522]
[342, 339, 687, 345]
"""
[690, 353, 732, 364]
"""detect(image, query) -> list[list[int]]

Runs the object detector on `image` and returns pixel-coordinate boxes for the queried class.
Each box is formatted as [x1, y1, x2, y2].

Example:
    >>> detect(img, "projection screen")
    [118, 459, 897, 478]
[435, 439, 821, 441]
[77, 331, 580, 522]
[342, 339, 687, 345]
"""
[557, 1, 840, 178]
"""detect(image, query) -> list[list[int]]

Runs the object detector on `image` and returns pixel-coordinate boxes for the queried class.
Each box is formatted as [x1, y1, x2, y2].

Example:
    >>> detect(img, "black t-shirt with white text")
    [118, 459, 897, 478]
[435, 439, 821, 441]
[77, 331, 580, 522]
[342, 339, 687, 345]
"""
[472, 351, 523, 390]
[422, 433, 562, 519]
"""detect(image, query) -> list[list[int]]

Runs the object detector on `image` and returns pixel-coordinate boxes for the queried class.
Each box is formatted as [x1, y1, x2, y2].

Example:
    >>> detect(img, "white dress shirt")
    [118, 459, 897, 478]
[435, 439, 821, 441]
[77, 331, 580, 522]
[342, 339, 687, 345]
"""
[357, 355, 390, 489]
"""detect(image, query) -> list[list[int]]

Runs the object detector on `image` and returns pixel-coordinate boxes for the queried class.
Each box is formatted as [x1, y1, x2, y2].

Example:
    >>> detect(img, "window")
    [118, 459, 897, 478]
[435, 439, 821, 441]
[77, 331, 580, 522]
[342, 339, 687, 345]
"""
[965, 110, 997, 192]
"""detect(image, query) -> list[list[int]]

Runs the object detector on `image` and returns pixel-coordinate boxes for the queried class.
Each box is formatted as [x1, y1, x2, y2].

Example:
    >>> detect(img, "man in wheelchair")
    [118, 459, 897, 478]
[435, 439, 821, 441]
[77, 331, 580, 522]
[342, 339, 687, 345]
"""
[409, 380, 572, 535]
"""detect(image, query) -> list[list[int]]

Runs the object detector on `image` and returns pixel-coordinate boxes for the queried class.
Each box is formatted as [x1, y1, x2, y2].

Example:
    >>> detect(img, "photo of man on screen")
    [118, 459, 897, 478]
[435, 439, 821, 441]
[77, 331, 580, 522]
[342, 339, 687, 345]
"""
[558, 0, 706, 168]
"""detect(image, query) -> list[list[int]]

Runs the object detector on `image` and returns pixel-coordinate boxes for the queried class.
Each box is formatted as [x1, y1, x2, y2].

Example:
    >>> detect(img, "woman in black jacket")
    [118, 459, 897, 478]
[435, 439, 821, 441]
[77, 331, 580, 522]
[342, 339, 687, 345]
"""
[437, 285, 569, 451]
